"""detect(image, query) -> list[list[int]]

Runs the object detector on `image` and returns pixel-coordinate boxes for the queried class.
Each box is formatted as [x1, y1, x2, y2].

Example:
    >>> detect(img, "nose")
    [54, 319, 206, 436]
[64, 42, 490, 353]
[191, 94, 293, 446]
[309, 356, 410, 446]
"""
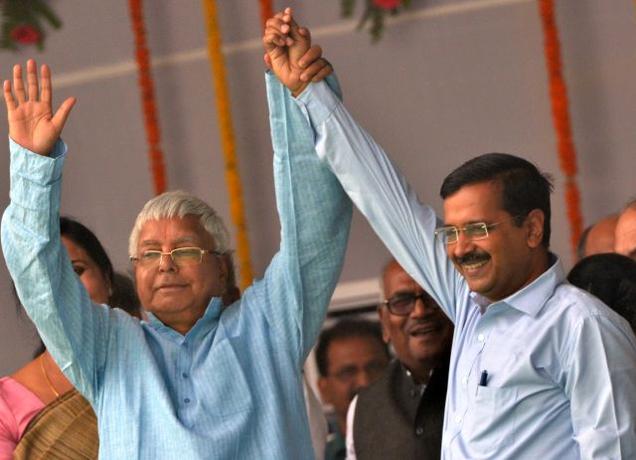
[450, 231, 473, 259]
[354, 370, 372, 389]
[158, 252, 177, 272]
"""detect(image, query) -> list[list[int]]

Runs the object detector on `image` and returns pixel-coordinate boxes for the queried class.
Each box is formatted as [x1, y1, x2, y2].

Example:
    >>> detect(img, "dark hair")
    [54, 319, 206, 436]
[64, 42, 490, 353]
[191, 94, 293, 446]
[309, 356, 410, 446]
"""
[109, 272, 142, 318]
[568, 253, 636, 332]
[315, 319, 388, 377]
[61, 216, 114, 286]
[440, 153, 554, 247]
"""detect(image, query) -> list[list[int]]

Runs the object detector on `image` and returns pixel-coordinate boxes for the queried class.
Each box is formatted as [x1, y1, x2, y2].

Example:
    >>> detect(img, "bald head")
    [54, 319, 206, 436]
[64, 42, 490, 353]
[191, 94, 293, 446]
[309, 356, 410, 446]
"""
[615, 204, 636, 260]
[581, 214, 618, 259]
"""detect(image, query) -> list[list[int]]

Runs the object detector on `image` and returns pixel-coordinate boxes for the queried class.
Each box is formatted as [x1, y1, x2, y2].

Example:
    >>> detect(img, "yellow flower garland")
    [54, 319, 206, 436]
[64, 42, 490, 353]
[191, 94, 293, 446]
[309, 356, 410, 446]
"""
[201, 0, 253, 288]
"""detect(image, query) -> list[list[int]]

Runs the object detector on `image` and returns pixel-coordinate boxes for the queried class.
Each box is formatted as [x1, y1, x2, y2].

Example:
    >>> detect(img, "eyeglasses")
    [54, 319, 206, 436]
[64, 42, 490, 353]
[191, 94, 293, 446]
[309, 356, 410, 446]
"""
[130, 247, 222, 267]
[434, 215, 526, 245]
[382, 292, 435, 316]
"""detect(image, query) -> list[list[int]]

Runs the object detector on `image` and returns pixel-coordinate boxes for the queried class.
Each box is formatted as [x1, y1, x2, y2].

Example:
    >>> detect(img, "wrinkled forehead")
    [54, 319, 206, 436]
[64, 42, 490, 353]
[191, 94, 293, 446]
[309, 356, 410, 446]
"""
[442, 180, 505, 225]
[137, 215, 214, 248]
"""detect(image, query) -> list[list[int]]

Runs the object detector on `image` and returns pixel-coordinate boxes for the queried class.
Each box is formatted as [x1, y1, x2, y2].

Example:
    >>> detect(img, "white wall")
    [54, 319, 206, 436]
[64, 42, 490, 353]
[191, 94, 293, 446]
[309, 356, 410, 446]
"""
[1, 0, 635, 374]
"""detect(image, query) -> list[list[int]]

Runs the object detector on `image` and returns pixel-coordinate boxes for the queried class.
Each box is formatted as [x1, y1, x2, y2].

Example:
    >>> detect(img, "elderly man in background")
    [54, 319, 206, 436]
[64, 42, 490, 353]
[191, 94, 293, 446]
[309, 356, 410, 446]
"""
[315, 319, 390, 460]
[615, 200, 636, 260]
[1, 54, 351, 459]
[264, 12, 636, 459]
[576, 213, 618, 259]
[345, 260, 453, 460]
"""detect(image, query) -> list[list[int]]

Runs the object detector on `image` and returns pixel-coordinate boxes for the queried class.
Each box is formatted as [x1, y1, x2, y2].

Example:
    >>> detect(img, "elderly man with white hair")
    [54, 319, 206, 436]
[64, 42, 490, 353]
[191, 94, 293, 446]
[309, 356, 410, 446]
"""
[1, 57, 350, 458]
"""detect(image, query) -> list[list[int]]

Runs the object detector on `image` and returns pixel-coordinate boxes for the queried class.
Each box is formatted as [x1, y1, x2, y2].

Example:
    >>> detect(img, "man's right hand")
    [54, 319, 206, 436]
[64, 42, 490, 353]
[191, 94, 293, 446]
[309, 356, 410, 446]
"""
[3, 59, 75, 156]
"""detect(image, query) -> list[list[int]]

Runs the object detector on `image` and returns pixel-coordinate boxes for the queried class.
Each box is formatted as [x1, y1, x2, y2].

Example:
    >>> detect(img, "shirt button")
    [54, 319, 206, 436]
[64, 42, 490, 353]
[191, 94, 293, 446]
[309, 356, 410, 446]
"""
[182, 372, 189, 379]
[477, 333, 485, 343]
[184, 398, 191, 404]
[409, 389, 418, 398]
[455, 415, 462, 424]
[415, 426, 424, 436]
[461, 377, 468, 386]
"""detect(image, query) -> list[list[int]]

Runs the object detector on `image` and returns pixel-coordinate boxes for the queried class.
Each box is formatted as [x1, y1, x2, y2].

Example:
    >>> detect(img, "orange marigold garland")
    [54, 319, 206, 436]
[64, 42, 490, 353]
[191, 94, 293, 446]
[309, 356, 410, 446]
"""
[128, 0, 167, 195]
[538, 0, 583, 260]
[201, 0, 253, 288]
[259, 0, 273, 30]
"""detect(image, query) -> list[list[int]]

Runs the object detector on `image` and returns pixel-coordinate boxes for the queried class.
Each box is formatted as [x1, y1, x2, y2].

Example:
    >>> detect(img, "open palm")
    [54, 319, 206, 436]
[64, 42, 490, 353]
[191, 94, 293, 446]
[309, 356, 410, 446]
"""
[3, 59, 75, 156]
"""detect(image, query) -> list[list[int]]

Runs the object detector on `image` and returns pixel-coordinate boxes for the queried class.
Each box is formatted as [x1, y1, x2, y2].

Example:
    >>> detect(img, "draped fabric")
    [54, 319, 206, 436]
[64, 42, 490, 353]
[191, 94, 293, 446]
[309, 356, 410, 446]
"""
[13, 389, 98, 460]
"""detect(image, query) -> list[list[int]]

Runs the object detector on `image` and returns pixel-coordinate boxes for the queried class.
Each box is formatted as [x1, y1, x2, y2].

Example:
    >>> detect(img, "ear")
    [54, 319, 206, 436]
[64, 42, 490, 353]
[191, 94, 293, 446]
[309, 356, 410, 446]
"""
[525, 209, 545, 249]
[377, 306, 391, 344]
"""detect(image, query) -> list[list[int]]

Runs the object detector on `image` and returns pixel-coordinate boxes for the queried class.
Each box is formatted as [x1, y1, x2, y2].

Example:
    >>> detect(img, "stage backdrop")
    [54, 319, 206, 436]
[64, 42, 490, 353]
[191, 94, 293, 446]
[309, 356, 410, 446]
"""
[1, 0, 635, 374]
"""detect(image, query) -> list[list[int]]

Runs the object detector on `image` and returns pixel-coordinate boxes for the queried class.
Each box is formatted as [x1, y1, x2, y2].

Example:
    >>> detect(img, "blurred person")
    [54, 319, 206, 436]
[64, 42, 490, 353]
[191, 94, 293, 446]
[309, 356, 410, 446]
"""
[315, 319, 390, 459]
[345, 260, 453, 460]
[264, 12, 636, 458]
[576, 213, 618, 260]
[2, 53, 350, 460]
[568, 253, 636, 331]
[615, 200, 636, 260]
[0, 216, 140, 459]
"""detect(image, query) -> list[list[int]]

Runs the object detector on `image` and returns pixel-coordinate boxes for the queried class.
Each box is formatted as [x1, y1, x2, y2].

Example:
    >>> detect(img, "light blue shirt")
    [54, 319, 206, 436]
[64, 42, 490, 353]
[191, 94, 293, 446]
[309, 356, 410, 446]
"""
[285, 80, 636, 459]
[0, 73, 352, 459]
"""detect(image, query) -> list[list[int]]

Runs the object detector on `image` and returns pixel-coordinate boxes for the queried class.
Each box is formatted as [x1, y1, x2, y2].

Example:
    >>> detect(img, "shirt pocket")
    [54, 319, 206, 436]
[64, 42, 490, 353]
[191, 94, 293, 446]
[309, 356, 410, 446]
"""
[462, 385, 518, 456]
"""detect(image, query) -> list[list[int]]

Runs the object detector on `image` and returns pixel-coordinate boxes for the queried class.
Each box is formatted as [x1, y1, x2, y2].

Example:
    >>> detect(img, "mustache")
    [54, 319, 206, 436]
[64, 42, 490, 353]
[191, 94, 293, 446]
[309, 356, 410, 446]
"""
[455, 251, 490, 265]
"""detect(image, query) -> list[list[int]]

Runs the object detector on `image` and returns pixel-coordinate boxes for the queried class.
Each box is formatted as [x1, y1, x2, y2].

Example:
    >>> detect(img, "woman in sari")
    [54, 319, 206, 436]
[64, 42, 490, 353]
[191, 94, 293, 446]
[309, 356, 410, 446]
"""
[0, 216, 140, 460]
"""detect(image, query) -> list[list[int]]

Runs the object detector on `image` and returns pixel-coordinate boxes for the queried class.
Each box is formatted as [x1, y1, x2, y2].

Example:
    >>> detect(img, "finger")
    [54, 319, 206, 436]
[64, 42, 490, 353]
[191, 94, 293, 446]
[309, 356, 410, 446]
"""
[300, 60, 329, 82]
[26, 59, 39, 102]
[40, 64, 52, 105]
[263, 30, 287, 49]
[265, 17, 288, 33]
[51, 97, 76, 130]
[298, 26, 311, 43]
[263, 53, 273, 71]
[13, 64, 26, 104]
[298, 45, 322, 69]
[3, 80, 17, 112]
[311, 64, 333, 82]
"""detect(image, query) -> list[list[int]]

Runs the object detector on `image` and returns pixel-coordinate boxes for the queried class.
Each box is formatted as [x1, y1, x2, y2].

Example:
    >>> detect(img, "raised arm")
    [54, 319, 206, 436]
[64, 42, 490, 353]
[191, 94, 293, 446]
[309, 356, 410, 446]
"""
[256, 10, 352, 364]
[1, 61, 109, 402]
[265, 18, 465, 323]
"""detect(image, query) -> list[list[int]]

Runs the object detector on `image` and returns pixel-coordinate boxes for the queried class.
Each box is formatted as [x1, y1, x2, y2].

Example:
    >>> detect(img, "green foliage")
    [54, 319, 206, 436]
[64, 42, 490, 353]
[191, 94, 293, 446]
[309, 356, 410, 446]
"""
[1, 0, 62, 51]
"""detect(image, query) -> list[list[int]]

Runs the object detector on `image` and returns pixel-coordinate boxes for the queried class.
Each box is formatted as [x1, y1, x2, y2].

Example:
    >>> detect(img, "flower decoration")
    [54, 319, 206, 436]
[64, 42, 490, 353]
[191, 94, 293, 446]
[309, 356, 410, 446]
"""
[341, 0, 411, 42]
[1, 0, 61, 51]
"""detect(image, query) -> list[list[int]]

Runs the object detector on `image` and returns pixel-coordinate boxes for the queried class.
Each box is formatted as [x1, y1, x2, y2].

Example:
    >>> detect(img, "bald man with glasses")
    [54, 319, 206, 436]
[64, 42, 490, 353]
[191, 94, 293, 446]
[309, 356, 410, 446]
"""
[345, 259, 453, 460]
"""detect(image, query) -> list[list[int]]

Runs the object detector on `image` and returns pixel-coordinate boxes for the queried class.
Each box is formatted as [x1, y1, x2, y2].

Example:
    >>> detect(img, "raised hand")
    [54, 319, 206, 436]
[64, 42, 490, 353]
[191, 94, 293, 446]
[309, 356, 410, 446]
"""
[263, 8, 331, 96]
[3, 59, 75, 156]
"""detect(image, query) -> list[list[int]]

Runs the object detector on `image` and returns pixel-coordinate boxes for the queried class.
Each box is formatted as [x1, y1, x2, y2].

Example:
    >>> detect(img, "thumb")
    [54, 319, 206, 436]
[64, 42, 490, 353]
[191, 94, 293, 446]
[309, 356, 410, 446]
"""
[51, 97, 76, 131]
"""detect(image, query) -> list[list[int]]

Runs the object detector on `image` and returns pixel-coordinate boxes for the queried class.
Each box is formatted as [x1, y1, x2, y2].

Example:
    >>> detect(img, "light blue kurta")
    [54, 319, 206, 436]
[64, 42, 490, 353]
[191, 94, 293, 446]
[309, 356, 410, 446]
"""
[284, 80, 636, 459]
[0, 73, 352, 459]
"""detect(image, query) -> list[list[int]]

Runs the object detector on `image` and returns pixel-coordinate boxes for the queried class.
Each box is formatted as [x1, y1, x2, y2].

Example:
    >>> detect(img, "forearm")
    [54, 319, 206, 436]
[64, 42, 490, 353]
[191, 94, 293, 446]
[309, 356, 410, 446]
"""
[265, 72, 353, 360]
[1, 139, 106, 400]
[294, 80, 462, 321]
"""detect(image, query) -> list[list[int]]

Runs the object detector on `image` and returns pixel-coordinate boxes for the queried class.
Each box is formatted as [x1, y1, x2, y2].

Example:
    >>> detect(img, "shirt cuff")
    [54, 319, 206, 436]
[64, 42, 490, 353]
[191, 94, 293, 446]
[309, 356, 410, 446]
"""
[295, 81, 341, 129]
[9, 137, 66, 184]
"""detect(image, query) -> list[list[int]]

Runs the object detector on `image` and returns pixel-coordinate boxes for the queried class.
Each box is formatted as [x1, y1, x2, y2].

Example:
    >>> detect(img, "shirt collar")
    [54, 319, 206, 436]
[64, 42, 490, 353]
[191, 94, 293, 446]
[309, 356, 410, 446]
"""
[470, 253, 565, 317]
[144, 297, 224, 343]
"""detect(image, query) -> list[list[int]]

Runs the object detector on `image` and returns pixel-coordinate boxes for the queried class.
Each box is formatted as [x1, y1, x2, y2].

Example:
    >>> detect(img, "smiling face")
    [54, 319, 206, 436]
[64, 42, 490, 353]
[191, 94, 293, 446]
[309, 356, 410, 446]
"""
[379, 261, 453, 382]
[133, 215, 227, 334]
[442, 180, 546, 301]
[62, 236, 111, 304]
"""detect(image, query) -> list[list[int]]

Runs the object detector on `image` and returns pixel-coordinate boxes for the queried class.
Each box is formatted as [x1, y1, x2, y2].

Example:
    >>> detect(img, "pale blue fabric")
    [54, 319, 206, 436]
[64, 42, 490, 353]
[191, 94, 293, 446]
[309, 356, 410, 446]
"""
[285, 80, 636, 459]
[0, 73, 352, 459]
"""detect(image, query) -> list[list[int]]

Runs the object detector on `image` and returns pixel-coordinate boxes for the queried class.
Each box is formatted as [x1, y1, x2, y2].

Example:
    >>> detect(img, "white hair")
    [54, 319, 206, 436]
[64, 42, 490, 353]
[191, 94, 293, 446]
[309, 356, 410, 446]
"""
[128, 190, 231, 257]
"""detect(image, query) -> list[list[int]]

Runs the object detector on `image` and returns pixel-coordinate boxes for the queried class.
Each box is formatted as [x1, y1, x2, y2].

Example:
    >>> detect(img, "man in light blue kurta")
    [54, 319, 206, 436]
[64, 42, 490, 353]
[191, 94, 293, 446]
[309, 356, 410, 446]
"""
[264, 16, 636, 460]
[1, 60, 351, 458]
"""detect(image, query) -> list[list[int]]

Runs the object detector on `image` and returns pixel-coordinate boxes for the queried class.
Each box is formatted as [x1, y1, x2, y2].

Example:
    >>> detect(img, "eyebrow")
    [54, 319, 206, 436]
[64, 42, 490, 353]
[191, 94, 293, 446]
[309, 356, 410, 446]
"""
[139, 236, 200, 248]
